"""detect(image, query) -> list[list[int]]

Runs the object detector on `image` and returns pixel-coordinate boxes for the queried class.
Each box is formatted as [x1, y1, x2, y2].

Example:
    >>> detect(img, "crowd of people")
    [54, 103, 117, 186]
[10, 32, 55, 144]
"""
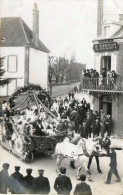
[50, 94, 112, 139]
[0, 145, 121, 195]
[0, 163, 93, 194]
[81, 68, 118, 89]
[0, 91, 122, 194]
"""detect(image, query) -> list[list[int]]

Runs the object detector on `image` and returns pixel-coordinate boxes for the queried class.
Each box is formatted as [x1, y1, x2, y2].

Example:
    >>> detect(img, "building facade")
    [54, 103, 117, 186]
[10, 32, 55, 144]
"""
[0, 4, 49, 100]
[80, 0, 123, 137]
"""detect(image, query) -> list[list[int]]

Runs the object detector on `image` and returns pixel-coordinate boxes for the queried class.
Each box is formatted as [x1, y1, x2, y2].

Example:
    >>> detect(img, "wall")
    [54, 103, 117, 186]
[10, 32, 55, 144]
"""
[93, 94, 100, 112]
[116, 42, 123, 76]
[112, 94, 123, 138]
[0, 47, 25, 96]
[29, 48, 48, 90]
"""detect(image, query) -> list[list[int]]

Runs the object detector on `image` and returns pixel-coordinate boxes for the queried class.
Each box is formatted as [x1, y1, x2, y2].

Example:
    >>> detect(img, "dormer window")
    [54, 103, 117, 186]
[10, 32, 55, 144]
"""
[104, 26, 110, 37]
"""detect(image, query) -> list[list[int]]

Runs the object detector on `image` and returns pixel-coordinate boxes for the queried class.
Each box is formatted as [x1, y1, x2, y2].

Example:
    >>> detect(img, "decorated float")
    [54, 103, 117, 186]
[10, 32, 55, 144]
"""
[1, 84, 69, 162]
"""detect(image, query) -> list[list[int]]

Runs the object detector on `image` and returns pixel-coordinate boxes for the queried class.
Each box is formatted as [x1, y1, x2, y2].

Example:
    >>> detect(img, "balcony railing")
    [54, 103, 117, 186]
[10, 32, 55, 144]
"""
[80, 76, 123, 92]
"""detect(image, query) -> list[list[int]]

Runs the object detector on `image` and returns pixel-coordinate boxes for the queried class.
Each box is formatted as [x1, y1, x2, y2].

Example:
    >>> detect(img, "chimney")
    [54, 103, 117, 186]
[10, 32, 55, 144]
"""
[97, 0, 103, 38]
[119, 14, 123, 22]
[33, 3, 39, 46]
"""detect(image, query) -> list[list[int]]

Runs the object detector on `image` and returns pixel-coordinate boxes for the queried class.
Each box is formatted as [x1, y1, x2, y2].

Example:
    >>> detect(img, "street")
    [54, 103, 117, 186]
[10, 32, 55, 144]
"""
[0, 138, 123, 195]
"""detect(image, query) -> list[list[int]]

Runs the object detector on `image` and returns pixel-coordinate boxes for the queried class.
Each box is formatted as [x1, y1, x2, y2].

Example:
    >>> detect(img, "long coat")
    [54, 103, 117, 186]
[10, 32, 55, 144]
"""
[22, 175, 34, 194]
[33, 175, 50, 194]
[54, 174, 72, 194]
[9, 172, 24, 194]
[73, 182, 92, 195]
[0, 169, 10, 194]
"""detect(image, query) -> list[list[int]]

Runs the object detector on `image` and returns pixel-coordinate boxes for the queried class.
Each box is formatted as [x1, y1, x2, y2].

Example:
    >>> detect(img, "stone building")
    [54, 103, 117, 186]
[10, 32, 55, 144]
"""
[81, 0, 123, 137]
[0, 4, 49, 100]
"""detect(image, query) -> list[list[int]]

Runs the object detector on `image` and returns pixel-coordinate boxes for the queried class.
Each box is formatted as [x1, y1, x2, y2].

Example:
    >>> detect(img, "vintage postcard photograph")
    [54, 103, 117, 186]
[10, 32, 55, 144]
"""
[0, 0, 123, 194]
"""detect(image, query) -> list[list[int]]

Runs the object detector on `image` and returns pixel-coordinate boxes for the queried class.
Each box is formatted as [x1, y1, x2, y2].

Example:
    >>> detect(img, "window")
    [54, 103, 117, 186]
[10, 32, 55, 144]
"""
[7, 55, 18, 72]
[101, 56, 111, 76]
[104, 26, 110, 37]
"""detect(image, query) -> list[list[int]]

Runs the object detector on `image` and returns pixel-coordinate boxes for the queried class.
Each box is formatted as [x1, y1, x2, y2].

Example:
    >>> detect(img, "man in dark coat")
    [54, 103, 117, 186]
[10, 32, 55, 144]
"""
[33, 169, 50, 194]
[54, 167, 72, 195]
[88, 136, 102, 174]
[80, 120, 88, 139]
[0, 163, 10, 194]
[73, 174, 92, 195]
[22, 169, 34, 194]
[92, 118, 100, 137]
[9, 166, 24, 194]
[58, 104, 64, 117]
[105, 148, 121, 184]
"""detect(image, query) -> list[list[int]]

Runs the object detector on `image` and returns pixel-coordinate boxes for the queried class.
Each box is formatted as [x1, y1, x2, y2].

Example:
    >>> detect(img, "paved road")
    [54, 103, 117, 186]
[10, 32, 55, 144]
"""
[52, 82, 80, 97]
[0, 138, 123, 195]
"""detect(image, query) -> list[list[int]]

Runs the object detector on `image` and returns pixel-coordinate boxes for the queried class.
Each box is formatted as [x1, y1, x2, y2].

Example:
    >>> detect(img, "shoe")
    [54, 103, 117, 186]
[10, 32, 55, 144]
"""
[115, 179, 121, 182]
[104, 182, 110, 184]
[98, 169, 102, 174]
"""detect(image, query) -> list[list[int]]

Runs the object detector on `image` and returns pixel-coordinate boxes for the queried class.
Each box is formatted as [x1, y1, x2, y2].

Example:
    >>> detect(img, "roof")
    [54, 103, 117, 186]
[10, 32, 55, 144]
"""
[0, 17, 50, 53]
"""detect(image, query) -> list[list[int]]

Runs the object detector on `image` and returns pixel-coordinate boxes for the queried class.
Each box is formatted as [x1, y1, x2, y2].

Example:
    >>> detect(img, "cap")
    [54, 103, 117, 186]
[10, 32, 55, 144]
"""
[38, 169, 44, 173]
[26, 168, 32, 172]
[15, 166, 20, 170]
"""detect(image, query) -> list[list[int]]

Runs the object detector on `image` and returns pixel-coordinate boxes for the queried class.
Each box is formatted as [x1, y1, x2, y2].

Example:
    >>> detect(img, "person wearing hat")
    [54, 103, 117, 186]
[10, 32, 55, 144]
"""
[54, 167, 72, 195]
[22, 169, 34, 194]
[9, 166, 24, 194]
[0, 163, 10, 194]
[92, 118, 101, 137]
[33, 169, 50, 194]
[105, 147, 121, 184]
[73, 174, 92, 195]
[87, 135, 102, 174]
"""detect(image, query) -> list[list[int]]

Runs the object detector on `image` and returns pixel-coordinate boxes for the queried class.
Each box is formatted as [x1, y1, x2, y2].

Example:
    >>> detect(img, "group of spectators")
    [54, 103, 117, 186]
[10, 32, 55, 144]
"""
[81, 68, 118, 90]
[0, 163, 92, 195]
[50, 94, 112, 139]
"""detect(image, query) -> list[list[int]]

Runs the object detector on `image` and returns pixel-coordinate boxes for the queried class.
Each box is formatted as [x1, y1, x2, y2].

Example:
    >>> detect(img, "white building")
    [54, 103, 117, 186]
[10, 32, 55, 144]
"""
[0, 3, 49, 99]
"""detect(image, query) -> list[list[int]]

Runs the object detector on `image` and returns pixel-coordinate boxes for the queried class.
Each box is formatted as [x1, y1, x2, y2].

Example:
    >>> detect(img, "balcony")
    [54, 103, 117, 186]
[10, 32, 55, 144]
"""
[80, 76, 123, 94]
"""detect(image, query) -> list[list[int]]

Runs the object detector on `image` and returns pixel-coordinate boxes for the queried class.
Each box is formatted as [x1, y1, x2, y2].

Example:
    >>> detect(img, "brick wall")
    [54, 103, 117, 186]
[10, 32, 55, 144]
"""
[112, 94, 123, 138]
[116, 42, 123, 76]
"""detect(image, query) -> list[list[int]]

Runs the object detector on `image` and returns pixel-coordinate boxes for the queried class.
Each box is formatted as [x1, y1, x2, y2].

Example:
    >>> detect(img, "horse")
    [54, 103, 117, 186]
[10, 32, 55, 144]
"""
[55, 137, 103, 181]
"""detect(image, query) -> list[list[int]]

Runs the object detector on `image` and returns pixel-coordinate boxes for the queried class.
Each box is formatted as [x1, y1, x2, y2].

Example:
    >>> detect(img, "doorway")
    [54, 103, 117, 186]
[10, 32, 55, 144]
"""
[100, 95, 112, 116]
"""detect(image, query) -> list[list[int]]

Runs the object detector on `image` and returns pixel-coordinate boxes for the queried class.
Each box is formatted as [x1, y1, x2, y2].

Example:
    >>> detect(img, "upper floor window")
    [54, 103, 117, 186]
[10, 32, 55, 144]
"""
[7, 55, 18, 72]
[104, 26, 110, 37]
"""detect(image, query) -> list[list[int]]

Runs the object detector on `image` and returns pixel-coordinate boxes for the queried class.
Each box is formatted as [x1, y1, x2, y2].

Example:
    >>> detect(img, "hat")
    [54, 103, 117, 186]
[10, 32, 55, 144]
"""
[26, 168, 32, 172]
[15, 166, 20, 170]
[38, 169, 44, 173]
[80, 174, 86, 181]
[3, 163, 9, 169]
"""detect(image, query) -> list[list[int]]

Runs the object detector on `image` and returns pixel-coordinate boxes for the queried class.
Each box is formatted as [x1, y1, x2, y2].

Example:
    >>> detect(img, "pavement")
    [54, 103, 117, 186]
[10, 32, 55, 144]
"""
[0, 137, 123, 195]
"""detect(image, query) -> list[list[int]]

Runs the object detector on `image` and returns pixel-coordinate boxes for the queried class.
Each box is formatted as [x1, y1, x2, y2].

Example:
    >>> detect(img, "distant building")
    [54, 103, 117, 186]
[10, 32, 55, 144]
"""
[80, 0, 123, 137]
[0, 3, 49, 100]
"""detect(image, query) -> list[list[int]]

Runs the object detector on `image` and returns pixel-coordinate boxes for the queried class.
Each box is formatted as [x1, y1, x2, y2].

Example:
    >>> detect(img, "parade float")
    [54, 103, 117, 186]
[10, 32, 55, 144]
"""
[1, 84, 68, 162]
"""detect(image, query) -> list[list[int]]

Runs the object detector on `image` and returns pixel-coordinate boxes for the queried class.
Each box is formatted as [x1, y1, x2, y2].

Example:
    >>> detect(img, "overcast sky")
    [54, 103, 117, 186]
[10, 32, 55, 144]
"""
[0, 0, 123, 68]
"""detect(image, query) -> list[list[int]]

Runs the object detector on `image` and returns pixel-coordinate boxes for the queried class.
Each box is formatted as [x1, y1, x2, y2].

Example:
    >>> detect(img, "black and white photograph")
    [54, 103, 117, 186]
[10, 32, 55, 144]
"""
[0, 0, 123, 194]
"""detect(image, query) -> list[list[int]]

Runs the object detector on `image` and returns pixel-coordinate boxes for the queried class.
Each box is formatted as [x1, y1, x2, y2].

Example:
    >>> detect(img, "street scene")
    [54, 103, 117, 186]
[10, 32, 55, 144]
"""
[0, 0, 123, 195]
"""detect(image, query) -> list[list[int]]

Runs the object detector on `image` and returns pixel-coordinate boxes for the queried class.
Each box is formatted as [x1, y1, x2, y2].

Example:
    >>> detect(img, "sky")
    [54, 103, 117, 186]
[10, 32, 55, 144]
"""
[0, 0, 123, 68]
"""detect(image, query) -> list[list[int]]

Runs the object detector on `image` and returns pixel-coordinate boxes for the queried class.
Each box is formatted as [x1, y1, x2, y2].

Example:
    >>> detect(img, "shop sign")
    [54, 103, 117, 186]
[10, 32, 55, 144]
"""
[93, 42, 118, 52]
